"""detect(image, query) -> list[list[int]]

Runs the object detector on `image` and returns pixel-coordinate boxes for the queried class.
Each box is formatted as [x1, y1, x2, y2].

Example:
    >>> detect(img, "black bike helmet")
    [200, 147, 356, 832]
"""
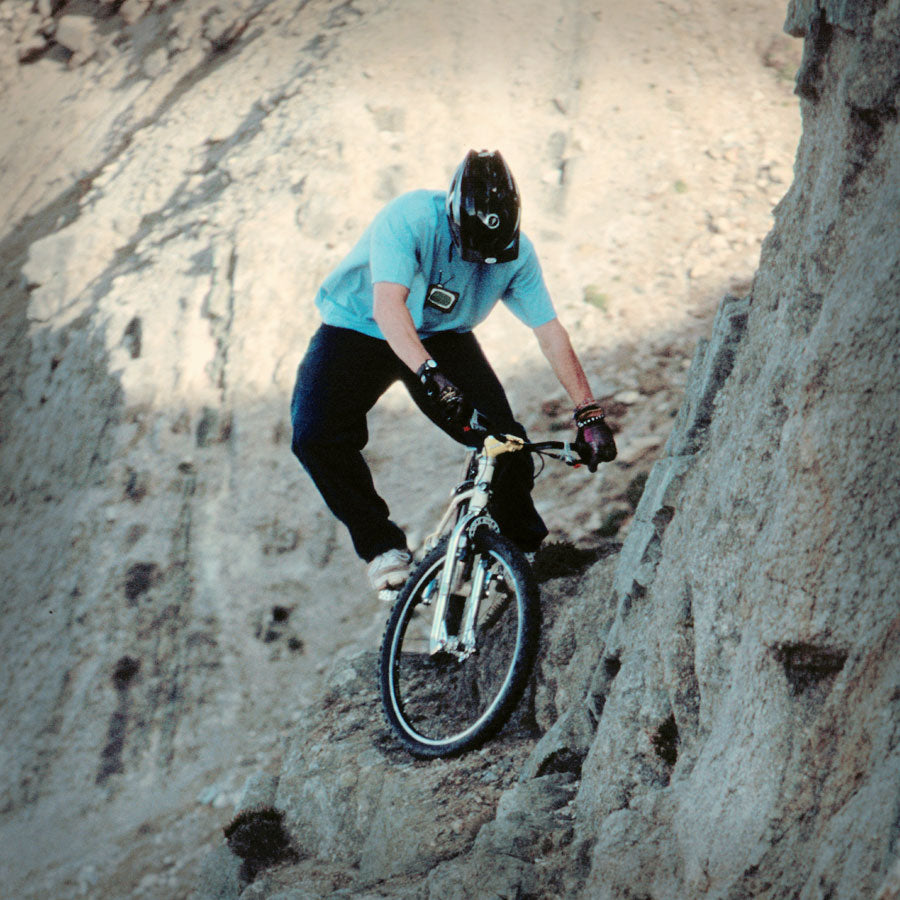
[446, 149, 520, 264]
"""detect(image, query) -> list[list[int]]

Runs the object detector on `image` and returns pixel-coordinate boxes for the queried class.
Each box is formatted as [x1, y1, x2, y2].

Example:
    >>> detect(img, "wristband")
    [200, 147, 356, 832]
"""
[574, 401, 606, 424]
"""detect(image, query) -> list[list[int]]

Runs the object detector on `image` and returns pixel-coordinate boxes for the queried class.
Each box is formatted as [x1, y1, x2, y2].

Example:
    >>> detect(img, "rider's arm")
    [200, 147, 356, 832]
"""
[533, 318, 595, 407]
[373, 281, 431, 372]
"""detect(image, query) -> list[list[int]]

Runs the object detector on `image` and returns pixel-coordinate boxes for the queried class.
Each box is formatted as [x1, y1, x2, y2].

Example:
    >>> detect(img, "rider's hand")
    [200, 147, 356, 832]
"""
[574, 401, 617, 471]
[417, 360, 474, 431]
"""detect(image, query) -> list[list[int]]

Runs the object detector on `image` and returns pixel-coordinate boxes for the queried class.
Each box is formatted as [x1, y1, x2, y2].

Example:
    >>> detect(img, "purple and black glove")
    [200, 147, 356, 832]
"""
[574, 401, 617, 471]
[417, 359, 475, 432]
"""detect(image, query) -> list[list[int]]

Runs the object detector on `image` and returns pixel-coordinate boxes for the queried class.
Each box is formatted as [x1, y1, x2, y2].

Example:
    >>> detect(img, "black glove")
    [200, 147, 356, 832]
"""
[417, 360, 474, 431]
[574, 401, 617, 471]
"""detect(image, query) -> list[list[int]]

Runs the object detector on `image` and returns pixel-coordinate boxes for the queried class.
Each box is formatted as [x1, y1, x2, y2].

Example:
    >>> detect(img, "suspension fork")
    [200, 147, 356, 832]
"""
[459, 555, 490, 655]
[428, 453, 497, 655]
[428, 511, 477, 654]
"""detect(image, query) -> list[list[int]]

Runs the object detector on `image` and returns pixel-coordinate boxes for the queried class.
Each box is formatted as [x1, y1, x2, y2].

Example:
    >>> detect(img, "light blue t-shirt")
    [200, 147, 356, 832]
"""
[314, 190, 556, 339]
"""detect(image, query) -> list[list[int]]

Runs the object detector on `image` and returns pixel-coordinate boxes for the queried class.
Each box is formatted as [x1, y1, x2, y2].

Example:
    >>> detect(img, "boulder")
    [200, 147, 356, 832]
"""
[54, 14, 96, 62]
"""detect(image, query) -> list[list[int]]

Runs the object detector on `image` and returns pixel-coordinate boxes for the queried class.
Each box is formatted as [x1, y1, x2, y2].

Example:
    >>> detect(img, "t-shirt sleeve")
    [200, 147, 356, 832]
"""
[501, 240, 557, 328]
[368, 198, 422, 287]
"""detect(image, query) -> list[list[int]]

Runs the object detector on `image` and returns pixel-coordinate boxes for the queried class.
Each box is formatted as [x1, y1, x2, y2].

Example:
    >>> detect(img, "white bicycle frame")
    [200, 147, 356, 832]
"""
[419, 435, 525, 657]
[394, 432, 582, 658]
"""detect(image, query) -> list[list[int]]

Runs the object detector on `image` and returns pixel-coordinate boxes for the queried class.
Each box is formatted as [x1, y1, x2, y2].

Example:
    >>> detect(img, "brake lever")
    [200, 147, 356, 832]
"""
[465, 409, 507, 443]
[561, 442, 585, 467]
[466, 409, 491, 433]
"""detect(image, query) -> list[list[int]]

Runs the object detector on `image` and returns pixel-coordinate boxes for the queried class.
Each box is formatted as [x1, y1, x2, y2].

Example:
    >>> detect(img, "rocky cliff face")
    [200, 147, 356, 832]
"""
[4, 0, 895, 898]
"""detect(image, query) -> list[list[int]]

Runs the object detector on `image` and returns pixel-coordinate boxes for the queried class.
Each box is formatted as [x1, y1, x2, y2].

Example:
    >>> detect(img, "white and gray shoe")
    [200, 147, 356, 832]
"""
[367, 548, 413, 592]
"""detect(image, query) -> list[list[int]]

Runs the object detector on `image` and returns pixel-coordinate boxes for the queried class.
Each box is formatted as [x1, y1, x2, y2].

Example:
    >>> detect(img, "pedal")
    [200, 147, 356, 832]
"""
[378, 588, 400, 603]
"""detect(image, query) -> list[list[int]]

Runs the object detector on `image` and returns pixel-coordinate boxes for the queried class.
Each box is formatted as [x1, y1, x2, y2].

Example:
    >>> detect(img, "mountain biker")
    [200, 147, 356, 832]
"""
[290, 149, 616, 592]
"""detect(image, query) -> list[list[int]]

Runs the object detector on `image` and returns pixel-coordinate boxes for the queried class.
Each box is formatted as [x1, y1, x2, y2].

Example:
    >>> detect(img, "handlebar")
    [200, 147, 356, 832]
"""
[527, 439, 583, 465]
[466, 410, 587, 467]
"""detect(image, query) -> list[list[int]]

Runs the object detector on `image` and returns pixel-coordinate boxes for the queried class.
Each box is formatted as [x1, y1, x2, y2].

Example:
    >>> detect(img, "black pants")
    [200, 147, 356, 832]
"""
[290, 324, 548, 561]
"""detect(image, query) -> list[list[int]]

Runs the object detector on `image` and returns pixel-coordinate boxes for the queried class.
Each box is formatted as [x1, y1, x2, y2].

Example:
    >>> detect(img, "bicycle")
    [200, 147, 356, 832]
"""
[378, 419, 587, 758]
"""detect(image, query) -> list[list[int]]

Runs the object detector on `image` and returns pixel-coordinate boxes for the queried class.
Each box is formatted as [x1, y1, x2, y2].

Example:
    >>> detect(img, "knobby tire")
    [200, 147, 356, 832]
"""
[378, 530, 540, 758]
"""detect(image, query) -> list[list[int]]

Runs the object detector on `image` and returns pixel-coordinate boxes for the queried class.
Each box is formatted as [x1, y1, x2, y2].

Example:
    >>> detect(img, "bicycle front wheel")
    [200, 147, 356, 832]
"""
[379, 530, 539, 758]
